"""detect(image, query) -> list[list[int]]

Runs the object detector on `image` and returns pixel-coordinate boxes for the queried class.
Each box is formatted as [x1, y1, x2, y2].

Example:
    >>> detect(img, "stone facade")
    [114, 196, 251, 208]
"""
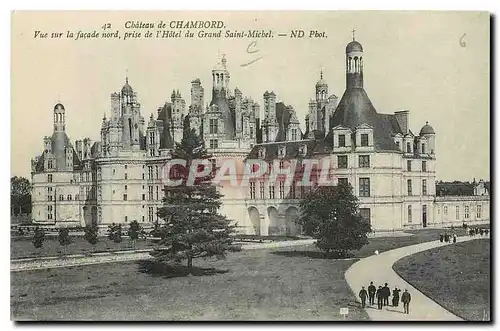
[31, 37, 489, 234]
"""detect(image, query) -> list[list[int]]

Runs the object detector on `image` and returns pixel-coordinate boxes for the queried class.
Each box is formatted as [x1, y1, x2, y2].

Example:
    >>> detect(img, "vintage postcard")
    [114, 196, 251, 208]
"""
[10, 11, 490, 321]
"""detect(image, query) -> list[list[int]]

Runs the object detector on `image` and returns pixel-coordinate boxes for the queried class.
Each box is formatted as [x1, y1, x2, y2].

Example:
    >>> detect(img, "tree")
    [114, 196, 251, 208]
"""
[107, 223, 122, 244]
[298, 182, 372, 258]
[84, 224, 99, 251]
[11, 176, 32, 216]
[32, 226, 45, 253]
[128, 220, 142, 249]
[151, 128, 239, 270]
[58, 228, 71, 255]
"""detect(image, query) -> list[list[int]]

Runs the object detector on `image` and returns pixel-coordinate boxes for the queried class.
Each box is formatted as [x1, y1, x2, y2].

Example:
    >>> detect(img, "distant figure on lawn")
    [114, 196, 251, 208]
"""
[392, 287, 401, 307]
[439, 233, 444, 243]
[382, 283, 390, 306]
[359, 286, 368, 308]
[368, 282, 376, 306]
[376, 286, 383, 310]
[485, 228, 489, 236]
[462, 222, 468, 230]
[469, 228, 475, 236]
[453, 234, 457, 243]
[475, 227, 479, 235]
[480, 228, 484, 236]
[443, 233, 449, 243]
[401, 289, 411, 314]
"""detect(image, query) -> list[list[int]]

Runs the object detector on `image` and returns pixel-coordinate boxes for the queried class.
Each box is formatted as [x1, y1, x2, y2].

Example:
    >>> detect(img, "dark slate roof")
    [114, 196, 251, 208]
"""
[420, 122, 435, 135]
[210, 89, 235, 139]
[50, 131, 72, 170]
[330, 88, 399, 151]
[346, 40, 363, 53]
[275, 102, 290, 142]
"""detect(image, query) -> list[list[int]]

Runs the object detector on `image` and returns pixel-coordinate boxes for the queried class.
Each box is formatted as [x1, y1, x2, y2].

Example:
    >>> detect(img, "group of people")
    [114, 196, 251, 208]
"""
[468, 227, 489, 237]
[439, 232, 457, 243]
[358, 282, 412, 314]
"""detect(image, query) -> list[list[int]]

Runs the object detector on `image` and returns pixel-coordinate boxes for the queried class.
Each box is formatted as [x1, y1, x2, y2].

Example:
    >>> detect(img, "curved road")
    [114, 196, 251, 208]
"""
[345, 236, 488, 321]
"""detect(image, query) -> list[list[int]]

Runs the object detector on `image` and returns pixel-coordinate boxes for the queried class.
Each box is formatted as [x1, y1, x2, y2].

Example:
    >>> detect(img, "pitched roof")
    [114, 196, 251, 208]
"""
[331, 88, 399, 151]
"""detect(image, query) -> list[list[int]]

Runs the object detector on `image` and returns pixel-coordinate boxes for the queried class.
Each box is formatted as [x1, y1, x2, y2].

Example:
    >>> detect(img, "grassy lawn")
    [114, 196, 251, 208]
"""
[11, 246, 369, 321]
[393, 239, 490, 321]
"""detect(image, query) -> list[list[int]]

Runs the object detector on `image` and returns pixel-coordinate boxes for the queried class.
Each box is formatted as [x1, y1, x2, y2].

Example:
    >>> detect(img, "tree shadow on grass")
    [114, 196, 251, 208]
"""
[137, 260, 229, 278]
[271, 249, 355, 260]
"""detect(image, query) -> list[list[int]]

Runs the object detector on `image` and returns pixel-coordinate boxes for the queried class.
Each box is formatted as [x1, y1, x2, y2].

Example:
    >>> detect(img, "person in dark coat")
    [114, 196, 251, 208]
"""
[485, 228, 489, 236]
[401, 289, 411, 314]
[359, 286, 368, 308]
[469, 228, 474, 236]
[376, 286, 383, 310]
[439, 233, 444, 242]
[475, 227, 479, 235]
[382, 283, 390, 306]
[453, 234, 457, 243]
[392, 287, 400, 307]
[480, 228, 484, 236]
[368, 281, 376, 305]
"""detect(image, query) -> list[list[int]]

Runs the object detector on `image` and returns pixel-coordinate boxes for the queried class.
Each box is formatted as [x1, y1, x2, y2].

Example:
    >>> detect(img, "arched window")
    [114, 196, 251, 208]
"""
[354, 57, 359, 73]
[59, 194, 64, 201]
[67, 194, 72, 201]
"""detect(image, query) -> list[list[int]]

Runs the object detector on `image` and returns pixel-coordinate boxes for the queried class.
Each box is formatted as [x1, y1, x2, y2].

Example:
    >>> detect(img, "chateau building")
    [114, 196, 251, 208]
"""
[30, 35, 489, 234]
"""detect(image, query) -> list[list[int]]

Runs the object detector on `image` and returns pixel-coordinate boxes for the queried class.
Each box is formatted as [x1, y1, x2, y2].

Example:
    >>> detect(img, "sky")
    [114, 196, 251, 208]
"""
[11, 11, 490, 181]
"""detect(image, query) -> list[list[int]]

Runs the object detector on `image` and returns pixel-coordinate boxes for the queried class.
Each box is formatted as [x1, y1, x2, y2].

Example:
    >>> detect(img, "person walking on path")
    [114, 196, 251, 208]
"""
[439, 233, 444, 243]
[453, 234, 457, 243]
[368, 281, 376, 306]
[485, 228, 489, 236]
[392, 287, 401, 307]
[382, 283, 390, 307]
[480, 228, 484, 236]
[359, 286, 368, 308]
[401, 289, 411, 314]
[376, 286, 383, 310]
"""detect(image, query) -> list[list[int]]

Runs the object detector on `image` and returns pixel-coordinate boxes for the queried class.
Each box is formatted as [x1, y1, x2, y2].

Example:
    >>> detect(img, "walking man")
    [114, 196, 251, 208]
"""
[401, 289, 411, 314]
[392, 287, 401, 307]
[453, 234, 457, 243]
[359, 286, 368, 308]
[439, 233, 444, 243]
[376, 286, 383, 310]
[368, 281, 376, 305]
[382, 283, 390, 306]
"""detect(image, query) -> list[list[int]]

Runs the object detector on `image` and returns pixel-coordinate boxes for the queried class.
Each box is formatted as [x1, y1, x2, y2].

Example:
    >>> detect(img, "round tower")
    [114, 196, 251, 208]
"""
[345, 29, 364, 89]
[212, 54, 230, 97]
[419, 121, 436, 155]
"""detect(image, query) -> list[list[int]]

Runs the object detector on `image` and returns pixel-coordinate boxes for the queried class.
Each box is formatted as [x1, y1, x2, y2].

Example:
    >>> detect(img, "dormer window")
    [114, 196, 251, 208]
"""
[299, 144, 308, 157]
[406, 142, 411, 153]
[339, 134, 346, 147]
[421, 143, 426, 154]
[360, 134, 369, 147]
[278, 146, 286, 158]
[258, 147, 266, 159]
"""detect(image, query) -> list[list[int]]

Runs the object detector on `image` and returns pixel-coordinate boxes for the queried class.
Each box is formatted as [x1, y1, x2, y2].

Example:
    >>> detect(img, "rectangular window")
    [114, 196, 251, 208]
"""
[279, 161, 284, 169]
[47, 174, 53, 183]
[150, 149, 155, 157]
[422, 179, 427, 195]
[359, 155, 370, 168]
[337, 155, 348, 169]
[148, 166, 153, 179]
[123, 194, 127, 201]
[291, 129, 297, 141]
[477, 205, 482, 218]
[279, 181, 285, 199]
[396, 141, 400, 150]
[148, 207, 154, 223]
[338, 134, 346, 147]
[142, 193, 145, 201]
[359, 208, 371, 223]
[465, 206, 470, 219]
[407, 179, 412, 196]
[406, 142, 411, 153]
[269, 185, 275, 199]
[249, 182, 256, 199]
[155, 166, 159, 179]
[338, 178, 349, 186]
[209, 139, 218, 149]
[156, 186, 159, 201]
[422, 143, 426, 154]
[259, 182, 265, 199]
[456, 206, 460, 220]
[125, 185, 128, 191]
[209, 119, 218, 134]
[360, 134, 369, 147]
[149, 132, 155, 145]
[422, 161, 427, 172]
[148, 186, 153, 200]
[124, 173, 128, 180]
[407, 160, 412, 172]
[290, 182, 296, 199]
[359, 178, 370, 197]
[408, 205, 412, 223]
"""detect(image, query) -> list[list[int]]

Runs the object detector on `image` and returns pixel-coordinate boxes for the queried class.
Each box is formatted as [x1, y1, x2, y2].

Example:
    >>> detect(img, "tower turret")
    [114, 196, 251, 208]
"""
[346, 29, 364, 89]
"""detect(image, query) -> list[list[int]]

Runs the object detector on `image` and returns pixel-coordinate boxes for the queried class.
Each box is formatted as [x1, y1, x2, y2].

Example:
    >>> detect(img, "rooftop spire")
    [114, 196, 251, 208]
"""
[352, 28, 356, 41]
[320, 69, 323, 80]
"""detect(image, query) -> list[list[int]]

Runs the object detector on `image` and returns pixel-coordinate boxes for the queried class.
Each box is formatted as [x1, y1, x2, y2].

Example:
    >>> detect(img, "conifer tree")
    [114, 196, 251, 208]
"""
[151, 128, 239, 270]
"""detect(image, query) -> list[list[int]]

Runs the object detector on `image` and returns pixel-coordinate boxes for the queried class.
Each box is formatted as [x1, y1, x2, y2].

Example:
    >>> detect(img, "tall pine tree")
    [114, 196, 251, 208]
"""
[151, 128, 239, 270]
